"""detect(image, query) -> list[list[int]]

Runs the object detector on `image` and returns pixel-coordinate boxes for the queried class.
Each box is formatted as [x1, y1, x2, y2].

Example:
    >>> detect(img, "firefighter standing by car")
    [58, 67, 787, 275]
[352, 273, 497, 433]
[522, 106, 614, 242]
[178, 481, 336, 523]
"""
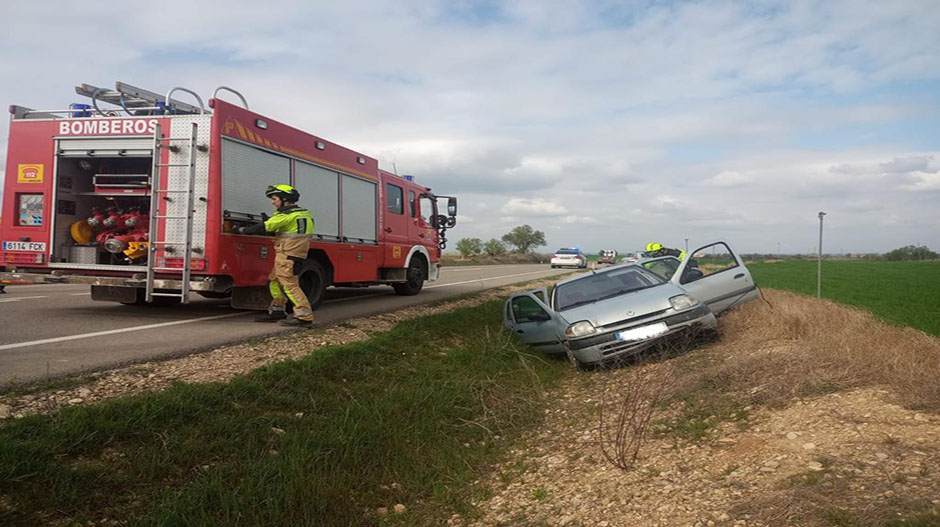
[235, 184, 316, 327]
[645, 242, 687, 260]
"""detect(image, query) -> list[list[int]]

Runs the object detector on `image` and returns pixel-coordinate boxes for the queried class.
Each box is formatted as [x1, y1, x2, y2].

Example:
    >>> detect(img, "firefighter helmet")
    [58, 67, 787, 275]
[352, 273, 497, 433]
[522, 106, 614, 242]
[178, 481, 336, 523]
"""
[645, 242, 663, 253]
[265, 184, 300, 203]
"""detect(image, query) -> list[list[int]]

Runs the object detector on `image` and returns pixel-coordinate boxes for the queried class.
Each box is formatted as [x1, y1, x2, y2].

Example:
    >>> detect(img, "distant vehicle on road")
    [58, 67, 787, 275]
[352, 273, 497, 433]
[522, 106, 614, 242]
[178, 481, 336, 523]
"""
[550, 248, 587, 269]
[620, 252, 643, 263]
[598, 249, 618, 264]
[504, 241, 759, 368]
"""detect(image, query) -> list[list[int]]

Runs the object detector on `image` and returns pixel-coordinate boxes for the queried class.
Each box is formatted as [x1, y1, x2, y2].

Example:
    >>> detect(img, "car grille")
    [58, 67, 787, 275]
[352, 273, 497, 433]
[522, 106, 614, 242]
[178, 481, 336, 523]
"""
[599, 338, 654, 356]
[598, 309, 668, 331]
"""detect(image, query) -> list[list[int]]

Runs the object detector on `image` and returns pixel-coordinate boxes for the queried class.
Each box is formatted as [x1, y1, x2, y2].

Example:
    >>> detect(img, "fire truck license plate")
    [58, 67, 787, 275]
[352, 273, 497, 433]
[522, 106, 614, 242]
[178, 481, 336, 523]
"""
[3, 241, 47, 251]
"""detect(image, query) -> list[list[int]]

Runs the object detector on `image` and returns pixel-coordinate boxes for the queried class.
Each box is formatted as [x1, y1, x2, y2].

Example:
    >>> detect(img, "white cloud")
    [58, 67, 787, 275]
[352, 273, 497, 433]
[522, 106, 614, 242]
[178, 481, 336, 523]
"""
[1, 1, 939, 253]
[561, 215, 600, 225]
[501, 198, 567, 216]
[704, 170, 752, 188]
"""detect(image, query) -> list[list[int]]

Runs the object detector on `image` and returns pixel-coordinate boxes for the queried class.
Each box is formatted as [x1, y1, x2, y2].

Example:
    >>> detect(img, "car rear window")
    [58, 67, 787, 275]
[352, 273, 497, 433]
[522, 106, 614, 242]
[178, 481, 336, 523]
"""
[553, 267, 665, 311]
[556, 249, 579, 255]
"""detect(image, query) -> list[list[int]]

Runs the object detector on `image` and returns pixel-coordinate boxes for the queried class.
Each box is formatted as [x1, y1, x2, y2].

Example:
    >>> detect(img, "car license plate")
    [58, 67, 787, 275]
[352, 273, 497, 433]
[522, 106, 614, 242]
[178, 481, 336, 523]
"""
[616, 322, 668, 342]
[3, 241, 47, 251]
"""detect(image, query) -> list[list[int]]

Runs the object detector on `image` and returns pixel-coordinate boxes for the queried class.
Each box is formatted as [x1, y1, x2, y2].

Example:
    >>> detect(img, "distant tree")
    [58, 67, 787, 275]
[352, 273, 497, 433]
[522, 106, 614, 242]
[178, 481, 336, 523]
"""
[455, 237, 483, 257]
[883, 245, 938, 261]
[501, 225, 546, 254]
[483, 238, 507, 256]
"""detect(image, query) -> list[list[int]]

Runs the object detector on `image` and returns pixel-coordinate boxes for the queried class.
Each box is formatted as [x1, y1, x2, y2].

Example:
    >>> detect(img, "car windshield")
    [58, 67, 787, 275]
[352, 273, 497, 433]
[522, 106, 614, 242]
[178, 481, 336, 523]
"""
[553, 267, 665, 311]
[642, 258, 680, 280]
[556, 249, 579, 255]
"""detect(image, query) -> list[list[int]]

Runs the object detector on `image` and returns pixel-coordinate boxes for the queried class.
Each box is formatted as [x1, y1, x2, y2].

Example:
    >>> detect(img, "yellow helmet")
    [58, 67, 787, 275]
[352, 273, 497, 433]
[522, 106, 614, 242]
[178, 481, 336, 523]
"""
[265, 184, 300, 202]
[645, 242, 663, 252]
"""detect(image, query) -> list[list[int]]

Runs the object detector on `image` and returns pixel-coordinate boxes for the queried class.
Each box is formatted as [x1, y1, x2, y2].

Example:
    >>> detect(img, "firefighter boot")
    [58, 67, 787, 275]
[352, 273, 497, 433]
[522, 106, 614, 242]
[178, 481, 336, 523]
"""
[278, 316, 313, 328]
[254, 311, 287, 322]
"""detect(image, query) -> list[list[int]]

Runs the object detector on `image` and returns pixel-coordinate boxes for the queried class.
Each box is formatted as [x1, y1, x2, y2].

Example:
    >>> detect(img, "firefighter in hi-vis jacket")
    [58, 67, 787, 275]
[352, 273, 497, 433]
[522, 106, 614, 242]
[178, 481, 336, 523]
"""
[235, 184, 316, 327]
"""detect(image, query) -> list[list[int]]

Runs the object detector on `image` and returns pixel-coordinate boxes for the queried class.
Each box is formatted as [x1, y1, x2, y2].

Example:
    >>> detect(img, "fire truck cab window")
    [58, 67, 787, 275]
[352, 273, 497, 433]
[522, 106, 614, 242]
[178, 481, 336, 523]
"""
[408, 190, 416, 217]
[419, 195, 434, 226]
[386, 184, 403, 214]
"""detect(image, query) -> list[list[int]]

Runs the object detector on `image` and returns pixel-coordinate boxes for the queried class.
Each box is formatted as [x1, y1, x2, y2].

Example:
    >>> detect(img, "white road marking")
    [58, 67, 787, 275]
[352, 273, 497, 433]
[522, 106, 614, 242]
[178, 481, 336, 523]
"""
[0, 296, 49, 303]
[70, 292, 91, 296]
[0, 312, 249, 351]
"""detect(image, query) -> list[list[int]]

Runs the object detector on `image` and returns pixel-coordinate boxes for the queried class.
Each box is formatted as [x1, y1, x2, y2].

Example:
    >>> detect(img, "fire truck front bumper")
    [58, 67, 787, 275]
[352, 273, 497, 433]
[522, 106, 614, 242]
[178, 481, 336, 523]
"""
[0, 271, 222, 292]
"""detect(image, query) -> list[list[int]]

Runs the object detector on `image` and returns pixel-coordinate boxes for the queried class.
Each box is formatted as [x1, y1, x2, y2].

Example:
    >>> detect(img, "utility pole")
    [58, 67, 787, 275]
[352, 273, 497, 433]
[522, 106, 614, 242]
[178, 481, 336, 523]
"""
[817, 212, 826, 298]
[684, 238, 688, 254]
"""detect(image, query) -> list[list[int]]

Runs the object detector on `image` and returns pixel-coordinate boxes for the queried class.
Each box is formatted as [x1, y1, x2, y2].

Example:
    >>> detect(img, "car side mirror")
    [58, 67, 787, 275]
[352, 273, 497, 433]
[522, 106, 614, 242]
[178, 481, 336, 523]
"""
[447, 197, 457, 216]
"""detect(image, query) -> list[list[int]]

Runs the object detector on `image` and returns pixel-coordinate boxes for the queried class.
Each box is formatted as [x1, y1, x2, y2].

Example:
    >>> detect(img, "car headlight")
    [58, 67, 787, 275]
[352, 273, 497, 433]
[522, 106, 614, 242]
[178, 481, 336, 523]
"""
[565, 321, 596, 338]
[669, 294, 700, 311]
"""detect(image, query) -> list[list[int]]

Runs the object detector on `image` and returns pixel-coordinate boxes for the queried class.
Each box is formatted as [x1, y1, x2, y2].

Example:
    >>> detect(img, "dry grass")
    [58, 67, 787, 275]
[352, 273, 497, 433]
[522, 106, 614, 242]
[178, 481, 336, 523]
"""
[690, 289, 940, 412]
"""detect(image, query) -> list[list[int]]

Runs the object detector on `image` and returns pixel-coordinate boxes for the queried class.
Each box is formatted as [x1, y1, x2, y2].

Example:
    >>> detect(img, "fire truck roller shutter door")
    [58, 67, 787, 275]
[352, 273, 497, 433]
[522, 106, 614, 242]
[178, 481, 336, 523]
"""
[294, 161, 339, 240]
[341, 175, 377, 243]
[221, 139, 290, 216]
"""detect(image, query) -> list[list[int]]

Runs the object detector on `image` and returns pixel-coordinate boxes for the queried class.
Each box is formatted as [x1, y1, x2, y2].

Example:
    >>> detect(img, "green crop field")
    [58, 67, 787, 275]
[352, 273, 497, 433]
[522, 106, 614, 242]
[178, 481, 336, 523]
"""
[746, 260, 940, 337]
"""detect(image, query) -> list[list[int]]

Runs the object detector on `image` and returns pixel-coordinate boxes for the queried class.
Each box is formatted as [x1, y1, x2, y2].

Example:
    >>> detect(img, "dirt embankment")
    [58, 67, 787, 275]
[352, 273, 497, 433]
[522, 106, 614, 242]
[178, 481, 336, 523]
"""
[457, 290, 940, 527]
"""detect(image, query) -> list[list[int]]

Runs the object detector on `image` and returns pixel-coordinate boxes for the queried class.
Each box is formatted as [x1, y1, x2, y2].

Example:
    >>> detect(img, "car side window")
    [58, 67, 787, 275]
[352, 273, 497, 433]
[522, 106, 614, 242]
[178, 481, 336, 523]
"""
[682, 242, 738, 283]
[511, 296, 550, 323]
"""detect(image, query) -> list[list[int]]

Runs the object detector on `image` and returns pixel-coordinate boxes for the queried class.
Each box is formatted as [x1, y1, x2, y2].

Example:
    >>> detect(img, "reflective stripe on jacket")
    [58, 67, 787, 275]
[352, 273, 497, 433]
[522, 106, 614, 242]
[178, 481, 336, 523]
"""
[265, 205, 315, 236]
[266, 205, 315, 258]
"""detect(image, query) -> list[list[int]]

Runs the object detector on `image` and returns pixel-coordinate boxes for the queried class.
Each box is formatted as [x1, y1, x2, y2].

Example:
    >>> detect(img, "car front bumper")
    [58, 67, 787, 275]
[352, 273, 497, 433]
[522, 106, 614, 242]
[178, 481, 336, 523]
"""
[565, 303, 716, 364]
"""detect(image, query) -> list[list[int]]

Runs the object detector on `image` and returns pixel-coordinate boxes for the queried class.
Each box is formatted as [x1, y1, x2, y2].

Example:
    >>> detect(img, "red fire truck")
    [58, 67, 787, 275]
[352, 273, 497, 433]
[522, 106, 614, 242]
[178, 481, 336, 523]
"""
[0, 82, 458, 309]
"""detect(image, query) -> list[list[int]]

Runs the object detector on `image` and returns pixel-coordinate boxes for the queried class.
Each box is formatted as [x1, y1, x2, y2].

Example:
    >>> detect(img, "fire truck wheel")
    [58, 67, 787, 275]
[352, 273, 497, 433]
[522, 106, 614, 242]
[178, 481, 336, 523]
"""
[296, 259, 327, 309]
[393, 257, 426, 296]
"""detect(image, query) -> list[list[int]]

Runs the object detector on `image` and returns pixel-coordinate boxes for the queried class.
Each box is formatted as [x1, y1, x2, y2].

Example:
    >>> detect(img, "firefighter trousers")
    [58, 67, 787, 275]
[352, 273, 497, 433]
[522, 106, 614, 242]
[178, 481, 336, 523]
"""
[268, 252, 313, 321]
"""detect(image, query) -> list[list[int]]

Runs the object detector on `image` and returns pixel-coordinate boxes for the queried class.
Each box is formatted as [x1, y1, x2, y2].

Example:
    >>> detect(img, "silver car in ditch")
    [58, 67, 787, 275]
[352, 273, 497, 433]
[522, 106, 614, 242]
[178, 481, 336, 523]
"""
[503, 241, 759, 368]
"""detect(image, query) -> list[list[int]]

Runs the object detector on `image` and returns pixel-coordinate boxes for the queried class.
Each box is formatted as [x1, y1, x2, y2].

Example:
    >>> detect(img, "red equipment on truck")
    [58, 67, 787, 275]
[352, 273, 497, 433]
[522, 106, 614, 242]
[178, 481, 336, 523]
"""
[0, 82, 458, 308]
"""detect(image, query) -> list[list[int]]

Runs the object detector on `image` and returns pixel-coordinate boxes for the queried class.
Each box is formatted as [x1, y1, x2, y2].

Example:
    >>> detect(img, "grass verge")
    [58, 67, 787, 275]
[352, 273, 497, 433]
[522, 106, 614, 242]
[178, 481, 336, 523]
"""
[0, 299, 568, 526]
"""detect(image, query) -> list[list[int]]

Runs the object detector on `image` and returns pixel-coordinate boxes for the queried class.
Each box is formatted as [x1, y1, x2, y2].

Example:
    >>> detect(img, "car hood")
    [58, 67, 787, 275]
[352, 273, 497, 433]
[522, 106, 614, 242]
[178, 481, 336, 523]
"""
[556, 283, 687, 328]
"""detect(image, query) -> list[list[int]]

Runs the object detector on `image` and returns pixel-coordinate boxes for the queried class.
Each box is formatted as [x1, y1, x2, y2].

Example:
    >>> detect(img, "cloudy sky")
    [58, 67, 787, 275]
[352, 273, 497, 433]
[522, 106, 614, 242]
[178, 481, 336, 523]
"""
[1, 0, 938, 254]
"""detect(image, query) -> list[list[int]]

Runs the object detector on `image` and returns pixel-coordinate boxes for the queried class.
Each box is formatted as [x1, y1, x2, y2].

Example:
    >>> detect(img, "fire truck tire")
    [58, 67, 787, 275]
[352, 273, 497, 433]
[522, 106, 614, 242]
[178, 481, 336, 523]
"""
[393, 257, 426, 296]
[296, 259, 327, 309]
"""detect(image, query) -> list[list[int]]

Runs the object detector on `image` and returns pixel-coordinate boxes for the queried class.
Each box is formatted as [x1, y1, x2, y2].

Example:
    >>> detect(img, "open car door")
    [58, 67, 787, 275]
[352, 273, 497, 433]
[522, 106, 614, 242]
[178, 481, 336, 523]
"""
[503, 287, 568, 355]
[670, 241, 759, 316]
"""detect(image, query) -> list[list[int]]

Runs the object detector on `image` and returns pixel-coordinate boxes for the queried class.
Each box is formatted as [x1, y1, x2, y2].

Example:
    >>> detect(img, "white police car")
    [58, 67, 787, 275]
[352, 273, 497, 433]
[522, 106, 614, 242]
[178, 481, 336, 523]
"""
[550, 248, 587, 269]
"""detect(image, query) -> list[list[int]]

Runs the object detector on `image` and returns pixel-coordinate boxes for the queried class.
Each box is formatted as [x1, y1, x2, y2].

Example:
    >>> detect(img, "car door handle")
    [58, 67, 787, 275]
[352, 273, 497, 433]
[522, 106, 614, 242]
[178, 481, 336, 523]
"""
[734, 273, 745, 279]
[516, 329, 525, 334]
[384, 227, 393, 233]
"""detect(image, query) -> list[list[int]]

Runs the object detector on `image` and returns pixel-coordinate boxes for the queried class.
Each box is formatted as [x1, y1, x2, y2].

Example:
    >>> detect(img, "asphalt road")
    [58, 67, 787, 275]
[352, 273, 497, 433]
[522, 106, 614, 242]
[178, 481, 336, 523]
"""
[0, 264, 570, 385]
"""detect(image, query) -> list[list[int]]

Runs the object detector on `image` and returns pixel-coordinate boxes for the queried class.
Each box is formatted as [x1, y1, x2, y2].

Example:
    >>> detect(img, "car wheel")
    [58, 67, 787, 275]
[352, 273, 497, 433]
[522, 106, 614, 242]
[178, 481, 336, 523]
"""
[565, 348, 589, 371]
[393, 257, 426, 296]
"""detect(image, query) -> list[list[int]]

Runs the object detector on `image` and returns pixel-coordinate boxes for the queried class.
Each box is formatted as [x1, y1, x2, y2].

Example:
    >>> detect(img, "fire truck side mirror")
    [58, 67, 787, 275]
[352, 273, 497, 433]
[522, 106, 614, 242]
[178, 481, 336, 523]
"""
[434, 214, 448, 228]
[447, 197, 457, 216]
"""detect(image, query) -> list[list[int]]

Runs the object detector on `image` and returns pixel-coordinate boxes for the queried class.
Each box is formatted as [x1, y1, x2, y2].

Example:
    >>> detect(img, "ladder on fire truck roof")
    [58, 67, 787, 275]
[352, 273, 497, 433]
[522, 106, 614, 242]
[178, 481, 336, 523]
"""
[146, 122, 199, 304]
[75, 82, 206, 115]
